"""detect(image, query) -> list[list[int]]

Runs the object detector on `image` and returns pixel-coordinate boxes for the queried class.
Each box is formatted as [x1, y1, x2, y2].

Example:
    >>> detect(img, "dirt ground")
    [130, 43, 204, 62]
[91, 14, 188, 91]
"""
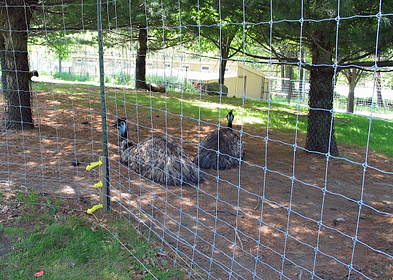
[1, 85, 393, 279]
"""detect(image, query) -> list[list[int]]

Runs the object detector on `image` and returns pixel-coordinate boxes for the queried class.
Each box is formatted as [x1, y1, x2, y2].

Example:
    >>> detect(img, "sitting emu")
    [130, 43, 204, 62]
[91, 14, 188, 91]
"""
[193, 110, 245, 170]
[112, 118, 205, 186]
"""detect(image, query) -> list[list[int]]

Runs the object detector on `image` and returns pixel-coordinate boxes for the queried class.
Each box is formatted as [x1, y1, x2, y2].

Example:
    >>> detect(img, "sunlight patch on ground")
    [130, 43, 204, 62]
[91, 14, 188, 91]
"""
[61, 185, 77, 195]
[183, 98, 232, 113]
[185, 100, 265, 125]
[242, 115, 264, 125]
[194, 100, 236, 111]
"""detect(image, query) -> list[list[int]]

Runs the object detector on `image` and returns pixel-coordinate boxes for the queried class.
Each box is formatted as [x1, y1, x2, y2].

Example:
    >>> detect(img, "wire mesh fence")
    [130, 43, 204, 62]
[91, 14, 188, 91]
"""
[1, 0, 393, 279]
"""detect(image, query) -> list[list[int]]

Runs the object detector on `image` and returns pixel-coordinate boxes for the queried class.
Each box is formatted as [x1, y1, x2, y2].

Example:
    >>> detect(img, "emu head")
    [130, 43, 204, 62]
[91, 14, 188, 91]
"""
[226, 110, 234, 129]
[112, 118, 128, 142]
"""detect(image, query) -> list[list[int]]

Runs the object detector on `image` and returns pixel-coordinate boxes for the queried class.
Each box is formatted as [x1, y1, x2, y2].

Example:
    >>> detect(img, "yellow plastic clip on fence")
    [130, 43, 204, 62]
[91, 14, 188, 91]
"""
[87, 204, 103, 214]
[86, 160, 102, 171]
[93, 181, 103, 188]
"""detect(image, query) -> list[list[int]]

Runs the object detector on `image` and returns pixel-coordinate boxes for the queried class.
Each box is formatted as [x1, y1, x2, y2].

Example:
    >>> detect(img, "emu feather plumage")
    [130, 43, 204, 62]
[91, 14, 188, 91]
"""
[193, 110, 245, 170]
[113, 118, 205, 186]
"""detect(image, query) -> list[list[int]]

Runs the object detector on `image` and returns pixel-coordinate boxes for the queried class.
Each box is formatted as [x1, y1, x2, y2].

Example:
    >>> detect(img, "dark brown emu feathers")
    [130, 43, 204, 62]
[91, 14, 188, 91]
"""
[193, 110, 245, 170]
[112, 118, 205, 186]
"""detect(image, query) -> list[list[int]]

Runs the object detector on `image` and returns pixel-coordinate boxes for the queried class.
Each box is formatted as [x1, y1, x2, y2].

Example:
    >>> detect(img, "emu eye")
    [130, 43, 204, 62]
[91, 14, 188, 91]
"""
[120, 121, 126, 126]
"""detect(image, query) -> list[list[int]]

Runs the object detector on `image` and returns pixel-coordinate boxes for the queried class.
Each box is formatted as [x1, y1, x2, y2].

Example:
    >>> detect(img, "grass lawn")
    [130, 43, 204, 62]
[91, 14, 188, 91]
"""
[0, 192, 186, 280]
[34, 82, 393, 156]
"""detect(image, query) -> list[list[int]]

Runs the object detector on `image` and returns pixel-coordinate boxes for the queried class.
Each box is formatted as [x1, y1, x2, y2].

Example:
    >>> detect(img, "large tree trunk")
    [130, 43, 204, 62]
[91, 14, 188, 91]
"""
[305, 67, 339, 156]
[0, 0, 35, 130]
[305, 39, 339, 156]
[135, 27, 147, 90]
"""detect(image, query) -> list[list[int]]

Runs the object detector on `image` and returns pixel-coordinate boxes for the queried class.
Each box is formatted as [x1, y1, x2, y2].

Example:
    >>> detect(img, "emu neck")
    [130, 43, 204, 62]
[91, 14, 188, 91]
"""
[119, 128, 128, 143]
[227, 121, 233, 130]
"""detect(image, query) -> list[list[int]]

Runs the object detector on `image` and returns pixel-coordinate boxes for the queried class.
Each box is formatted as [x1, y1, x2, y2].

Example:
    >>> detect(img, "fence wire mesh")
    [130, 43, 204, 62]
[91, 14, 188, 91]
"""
[1, 0, 393, 279]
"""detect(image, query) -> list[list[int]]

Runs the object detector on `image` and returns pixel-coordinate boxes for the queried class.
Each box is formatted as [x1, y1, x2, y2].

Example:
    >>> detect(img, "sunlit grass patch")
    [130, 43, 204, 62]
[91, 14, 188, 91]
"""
[1, 212, 185, 280]
[33, 82, 393, 156]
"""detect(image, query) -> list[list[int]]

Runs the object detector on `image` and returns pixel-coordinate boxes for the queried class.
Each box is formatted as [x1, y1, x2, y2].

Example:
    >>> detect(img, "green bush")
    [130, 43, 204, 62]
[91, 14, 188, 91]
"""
[204, 82, 228, 95]
[112, 74, 135, 87]
[53, 72, 95, 82]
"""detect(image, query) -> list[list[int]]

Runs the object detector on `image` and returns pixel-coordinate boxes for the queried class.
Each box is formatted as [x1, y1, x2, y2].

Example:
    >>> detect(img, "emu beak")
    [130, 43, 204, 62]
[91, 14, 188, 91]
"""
[111, 121, 118, 128]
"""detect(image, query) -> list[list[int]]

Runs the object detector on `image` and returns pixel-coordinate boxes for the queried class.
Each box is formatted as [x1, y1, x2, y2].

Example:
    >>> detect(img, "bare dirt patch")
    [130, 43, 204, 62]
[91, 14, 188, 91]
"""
[1, 84, 393, 279]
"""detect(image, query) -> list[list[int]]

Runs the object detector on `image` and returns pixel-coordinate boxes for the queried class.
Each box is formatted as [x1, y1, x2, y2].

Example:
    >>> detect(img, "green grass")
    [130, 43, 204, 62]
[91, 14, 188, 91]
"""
[33, 82, 393, 156]
[0, 193, 185, 280]
[335, 113, 393, 155]
[4, 227, 25, 235]
[1, 207, 184, 280]
[111, 90, 309, 130]
[110, 89, 392, 156]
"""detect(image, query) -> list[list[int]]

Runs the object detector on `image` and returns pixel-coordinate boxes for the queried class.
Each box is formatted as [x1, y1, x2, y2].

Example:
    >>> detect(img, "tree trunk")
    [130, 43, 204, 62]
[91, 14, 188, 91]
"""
[58, 56, 62, 73]
[299, 66, 305, 101]
[344, 68, 363, 113]
[0, 0, 35, 130]
[135, 27, 147, 90]
[347, 69, 355, 113]
[375, 56, 384, 107]
[0, 36, 6, 124]
[305, 67, 339, 156]
[285, 65, 293, 103]
[375, 70, 384, 107]
[305, 40, 339, 156]
[219, 46, 228, 86]
[281, 65, 285, 94]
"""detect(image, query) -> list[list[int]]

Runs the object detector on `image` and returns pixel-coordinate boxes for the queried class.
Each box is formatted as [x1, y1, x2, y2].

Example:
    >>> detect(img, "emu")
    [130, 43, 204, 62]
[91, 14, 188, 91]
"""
[112, 118, 205, 186]
[193, 110, 245, 170]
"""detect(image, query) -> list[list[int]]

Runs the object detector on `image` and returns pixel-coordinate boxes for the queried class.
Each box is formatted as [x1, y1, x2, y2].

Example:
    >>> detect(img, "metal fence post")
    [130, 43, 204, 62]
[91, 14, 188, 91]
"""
[98, 156, 109, 211]
[97, 0, 110, 210]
